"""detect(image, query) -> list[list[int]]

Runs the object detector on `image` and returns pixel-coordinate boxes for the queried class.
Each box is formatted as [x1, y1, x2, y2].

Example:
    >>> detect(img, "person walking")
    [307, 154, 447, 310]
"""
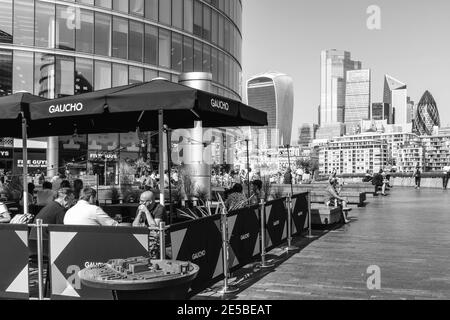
[413, 165, 422, 189]
[442, 165, 450, 190]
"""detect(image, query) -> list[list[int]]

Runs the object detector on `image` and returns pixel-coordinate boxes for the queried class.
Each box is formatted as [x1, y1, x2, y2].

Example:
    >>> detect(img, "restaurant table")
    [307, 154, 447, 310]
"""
[78, 259, 199, 300]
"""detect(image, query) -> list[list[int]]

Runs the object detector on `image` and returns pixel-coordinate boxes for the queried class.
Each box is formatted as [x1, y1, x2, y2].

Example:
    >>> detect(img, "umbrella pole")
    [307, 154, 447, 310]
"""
[21, 115, 29, 215]
[159, 110, 165, 206]
[165, 126, 173, 225]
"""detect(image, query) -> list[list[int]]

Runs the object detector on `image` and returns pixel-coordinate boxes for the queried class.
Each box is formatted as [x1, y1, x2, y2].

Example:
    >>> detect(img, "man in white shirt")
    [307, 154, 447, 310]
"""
[64, 187, 119, 226]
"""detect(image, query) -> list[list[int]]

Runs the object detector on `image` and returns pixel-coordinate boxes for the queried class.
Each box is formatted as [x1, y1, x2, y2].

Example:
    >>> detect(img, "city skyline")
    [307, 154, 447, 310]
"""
[242, 0, 450, 144]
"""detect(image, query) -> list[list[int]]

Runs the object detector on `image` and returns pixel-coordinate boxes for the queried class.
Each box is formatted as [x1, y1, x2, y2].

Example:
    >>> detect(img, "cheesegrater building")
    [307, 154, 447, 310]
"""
[0, 0, 243, 183]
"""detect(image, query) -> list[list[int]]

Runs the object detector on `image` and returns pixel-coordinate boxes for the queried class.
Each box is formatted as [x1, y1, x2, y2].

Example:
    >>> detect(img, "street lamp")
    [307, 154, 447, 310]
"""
[285, 144, 294, 195]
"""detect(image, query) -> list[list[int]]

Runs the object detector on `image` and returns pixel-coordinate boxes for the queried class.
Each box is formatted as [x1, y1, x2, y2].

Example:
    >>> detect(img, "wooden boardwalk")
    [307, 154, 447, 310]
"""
[194, 188, 450, 300]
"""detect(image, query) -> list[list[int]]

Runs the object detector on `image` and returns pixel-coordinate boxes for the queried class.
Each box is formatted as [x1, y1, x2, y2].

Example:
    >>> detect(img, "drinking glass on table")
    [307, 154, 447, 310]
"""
[114, 214, 123, 224]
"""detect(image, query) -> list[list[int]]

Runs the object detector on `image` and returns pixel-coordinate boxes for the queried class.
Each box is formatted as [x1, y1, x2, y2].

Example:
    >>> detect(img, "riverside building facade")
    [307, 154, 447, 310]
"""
[0, 0, 243, 182]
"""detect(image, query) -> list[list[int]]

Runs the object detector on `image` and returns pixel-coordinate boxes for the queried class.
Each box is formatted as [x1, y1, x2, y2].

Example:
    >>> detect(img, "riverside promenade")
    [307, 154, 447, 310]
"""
[195, 188, 450, 300]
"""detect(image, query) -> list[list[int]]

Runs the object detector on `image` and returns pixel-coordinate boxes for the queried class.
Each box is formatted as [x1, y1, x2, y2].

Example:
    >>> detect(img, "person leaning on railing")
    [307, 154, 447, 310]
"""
[225, 183, 248, 212]
[0, 202, 11, 223]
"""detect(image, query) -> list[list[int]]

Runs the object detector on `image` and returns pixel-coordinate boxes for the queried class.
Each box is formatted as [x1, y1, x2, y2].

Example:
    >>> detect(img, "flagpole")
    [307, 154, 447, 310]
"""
[21, 113, 29, 215]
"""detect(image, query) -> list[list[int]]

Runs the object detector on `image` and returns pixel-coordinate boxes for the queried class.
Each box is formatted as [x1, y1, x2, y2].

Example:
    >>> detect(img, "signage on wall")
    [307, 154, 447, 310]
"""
[17, 160, 48, 168]
[88, 152, 118, 161]
[0, 150, 11, 158]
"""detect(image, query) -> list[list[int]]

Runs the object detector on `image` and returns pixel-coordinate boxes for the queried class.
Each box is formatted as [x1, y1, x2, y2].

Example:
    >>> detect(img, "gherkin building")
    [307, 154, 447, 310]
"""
[414, 91, 440, 136]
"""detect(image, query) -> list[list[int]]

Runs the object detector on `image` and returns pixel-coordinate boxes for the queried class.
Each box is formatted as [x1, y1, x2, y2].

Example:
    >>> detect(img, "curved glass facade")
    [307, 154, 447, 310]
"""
[0, 0, 242, 100]
[414, 90, 440, 136]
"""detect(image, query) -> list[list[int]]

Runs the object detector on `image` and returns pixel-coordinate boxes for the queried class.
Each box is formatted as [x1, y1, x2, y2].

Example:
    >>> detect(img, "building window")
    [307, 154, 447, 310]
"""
[202, 44, 211, 73]
[145, 0, 158, 21]
[112, 16, 128, 59]
[218, 14, 224, 48]
[55, 55, 75, 97]
[211, 10, 218, 45]
[112, 63, 128, 87]
[183, 36, 193, 72]
[193, 40, 202, 71]
[77, 0, 94, 6]
[56, 5, 75, 51]
[129, 21, 144, 62]
[0, 49, 12, 96]
[0, 0, 12, 43]
[95, 13, 111, 56]
[34, 53, 55, 98]
[113, 0, 128, 13]
[95, 0, 112, 9]
[172, 0, 183, 30]
[193, 0, 202, 37]
[159, 0, 171, 25]
[183, 0, 193, 33]
[94, 60, 111, 90]
[13, 0, 34, 46]
[203, 5, 211, 41]
[130, 0, 144, 15]
[76, 9, 94, 54]
[158, 28, 171, 68]
[144, 24, 158, 65]
[171, 32, 183, 72]
[211, 47, 218, 81]
[35, 1, 55, 48]
[129, 66, 144, 84]
[75, 58, 94, 94]
[144, 69, 158, 81]
[13, 51, 34, 94]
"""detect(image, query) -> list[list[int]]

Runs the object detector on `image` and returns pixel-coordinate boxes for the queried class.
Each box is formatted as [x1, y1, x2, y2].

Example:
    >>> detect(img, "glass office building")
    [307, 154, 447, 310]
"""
[0, 0, 242, 100]
[0, 0, 242, 181]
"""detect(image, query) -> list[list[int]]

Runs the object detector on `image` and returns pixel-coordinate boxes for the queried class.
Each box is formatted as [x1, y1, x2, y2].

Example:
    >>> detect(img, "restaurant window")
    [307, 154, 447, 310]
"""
[171, 32, 183, 72]
[218, 14, 224, 48]
[129, 21, 144, 62]
[112, 63, 128, 87]
[203, 5, 211, 41]
[113, 0, 128, 12]
[224, 19, 230, 52]
[211, 10, 218, 45]
[112, 17, 128, 59]
[94, 61, 111, 90]
[95, 0, 112, 9]
[183, 0, 193, 33]
[159, 71, 171, 81]
[211, 47, 218, 82]
[13, 51, 34, 94]
[0, 0, 12, 43]
[159, 0, 171, 25]
[129, 66, 144, 84]
[95, 13, 111, 56]
[130, 0, 144, 15]
[75, 58, 94, 95]
[218, 51, 224, 85]
[158, 28, 171, 68]
[144, 24, 158, 65]
[35, 1, 55, 48]
[76, 9, 94, 53]
[224, 54, 229, 88]
[202, 44, 211, 74]
[172, 0, 183, 30]
[193, 40, 202, 72]
[13, 0, 34, 46]
[0, 50, 12, 97]
[34, 53, 55, 98]
[56, 5, 75, 51]
[145, 0, 158, 21]
[193, 0, 202, 37]
[144, 69, 158, 81]
[55, 55, 75, 97]
[77, 0, 94, 5]
[182, 36, 193, 72]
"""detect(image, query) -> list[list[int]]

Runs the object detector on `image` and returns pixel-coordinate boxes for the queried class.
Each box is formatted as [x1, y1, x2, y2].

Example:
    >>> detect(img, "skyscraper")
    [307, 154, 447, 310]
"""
[371, 103, 391, 122]
[345, 69, 371, 132]
[383, 75, 407, 124]
[246, 72, 294, 147]
[320, 49, 362, 125]
[415, 91, 440, 136]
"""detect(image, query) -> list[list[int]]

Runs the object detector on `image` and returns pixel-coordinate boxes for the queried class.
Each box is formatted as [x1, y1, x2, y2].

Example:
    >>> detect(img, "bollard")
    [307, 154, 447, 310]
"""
[217, 205, 238, 295]
[284, 194, 299, 252]
[305, 192, 316, 239]
[36, 219, 44, 300]
[159, 222, 166, 260]
[258, 200, 274, 269]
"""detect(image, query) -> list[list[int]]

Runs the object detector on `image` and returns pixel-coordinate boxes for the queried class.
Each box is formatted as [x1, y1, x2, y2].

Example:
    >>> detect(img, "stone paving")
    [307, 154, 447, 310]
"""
[194, 188, 450, 300]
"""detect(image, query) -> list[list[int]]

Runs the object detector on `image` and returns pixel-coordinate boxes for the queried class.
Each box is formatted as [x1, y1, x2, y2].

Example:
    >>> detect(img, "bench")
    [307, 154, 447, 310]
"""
[310, 204, 343, 226]
[309, 190, 366, 207]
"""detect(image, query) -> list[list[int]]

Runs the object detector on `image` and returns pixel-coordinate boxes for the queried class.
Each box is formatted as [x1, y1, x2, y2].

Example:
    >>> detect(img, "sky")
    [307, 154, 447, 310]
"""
[241, 0, 450, 143]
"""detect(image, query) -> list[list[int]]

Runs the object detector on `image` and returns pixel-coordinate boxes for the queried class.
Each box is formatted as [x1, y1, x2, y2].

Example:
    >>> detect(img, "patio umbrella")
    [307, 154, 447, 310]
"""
[29, 79, 268, 205]
[0, 92, 48, 214]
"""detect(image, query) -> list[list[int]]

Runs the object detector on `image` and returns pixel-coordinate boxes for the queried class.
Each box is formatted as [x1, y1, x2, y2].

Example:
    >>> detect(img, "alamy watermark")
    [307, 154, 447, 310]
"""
[367, 5, 381, 30]
[366, 265, 381, 290]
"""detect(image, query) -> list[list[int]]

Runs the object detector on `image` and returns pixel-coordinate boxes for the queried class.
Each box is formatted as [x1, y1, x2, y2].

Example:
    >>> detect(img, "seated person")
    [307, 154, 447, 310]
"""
[250, 180, 265, 205]
[20, 182, 35, 207]
[372, 169, 386, 196]
[363, 170, 373, 182]
[325, 178, 351, 224]
[37, 181, 56, 206]
[0, 202, 11, 223]
[64, 187, 119, 226]
[132, 191, 167, 228]
[224, 183, 248, 211]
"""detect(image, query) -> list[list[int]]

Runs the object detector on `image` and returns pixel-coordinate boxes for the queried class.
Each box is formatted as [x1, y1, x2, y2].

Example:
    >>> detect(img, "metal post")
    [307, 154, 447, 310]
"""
[305, 192, 316, 239]
[258, 199, 274, 269]
[284, 194, 299, 252]
[165, 126, 173, 225]
[36, 219, 44, 300]
[286, 144, 294, 196]
[245, 139, 250, 197]
[159, 222, 166, 260]
[158, 110, 165, 206]
[22, 115, 29, 215]
[217, 205, 238, 294]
